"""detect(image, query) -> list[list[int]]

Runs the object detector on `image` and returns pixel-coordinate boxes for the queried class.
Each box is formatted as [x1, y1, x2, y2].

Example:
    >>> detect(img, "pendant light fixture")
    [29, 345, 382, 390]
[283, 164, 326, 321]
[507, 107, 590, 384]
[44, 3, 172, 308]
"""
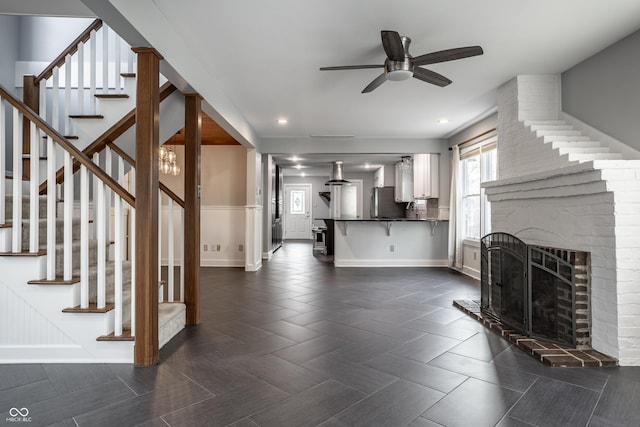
[159, 132, 181, 176]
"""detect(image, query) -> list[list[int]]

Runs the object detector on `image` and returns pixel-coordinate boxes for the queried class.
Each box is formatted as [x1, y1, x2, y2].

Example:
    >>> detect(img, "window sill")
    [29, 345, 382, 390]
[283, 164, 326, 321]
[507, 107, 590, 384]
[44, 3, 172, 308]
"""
[463, 238, 481, 248]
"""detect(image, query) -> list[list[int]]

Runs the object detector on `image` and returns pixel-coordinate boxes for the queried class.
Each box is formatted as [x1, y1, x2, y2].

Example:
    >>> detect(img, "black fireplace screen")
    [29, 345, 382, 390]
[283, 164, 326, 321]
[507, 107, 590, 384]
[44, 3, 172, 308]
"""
[481, 233, 577, 347]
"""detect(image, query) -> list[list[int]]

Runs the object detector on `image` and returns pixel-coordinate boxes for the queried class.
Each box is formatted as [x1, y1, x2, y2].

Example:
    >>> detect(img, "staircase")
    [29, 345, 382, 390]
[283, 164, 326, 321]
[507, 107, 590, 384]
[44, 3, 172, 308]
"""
[0, 19, 187, 363]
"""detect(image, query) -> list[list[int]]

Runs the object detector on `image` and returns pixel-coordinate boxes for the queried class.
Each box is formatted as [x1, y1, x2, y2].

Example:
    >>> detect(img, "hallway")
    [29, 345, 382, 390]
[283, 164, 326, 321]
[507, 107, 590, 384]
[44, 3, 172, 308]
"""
[1, 241, 639, 426]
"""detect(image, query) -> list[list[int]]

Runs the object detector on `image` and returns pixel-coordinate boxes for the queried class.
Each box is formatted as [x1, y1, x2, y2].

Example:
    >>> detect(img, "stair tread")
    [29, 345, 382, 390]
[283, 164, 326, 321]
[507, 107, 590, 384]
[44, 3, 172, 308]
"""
[0, 250, 47, 257]
[68, 114, 104, 119]
[64, 135, 79, 140]
[95, 94, 129, 99]
[63, 303, 115, 313]
[28, 277, 81, 285]
[120, 73, 136, 78]
[97, 329, 134, 341]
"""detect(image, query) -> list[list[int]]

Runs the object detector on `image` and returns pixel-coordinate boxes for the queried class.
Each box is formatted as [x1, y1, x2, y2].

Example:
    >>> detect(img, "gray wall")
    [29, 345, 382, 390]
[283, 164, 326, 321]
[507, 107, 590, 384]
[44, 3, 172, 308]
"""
[18, 16, 94, 62]
[562, 29, 640, 150]
[0, 15, 19, 91]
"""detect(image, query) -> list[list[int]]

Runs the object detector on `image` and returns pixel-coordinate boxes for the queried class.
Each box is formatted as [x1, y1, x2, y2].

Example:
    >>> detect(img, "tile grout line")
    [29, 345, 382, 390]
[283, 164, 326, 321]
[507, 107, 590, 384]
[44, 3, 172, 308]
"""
[584, 374, 610, 426]
[493, 376, 540, 426]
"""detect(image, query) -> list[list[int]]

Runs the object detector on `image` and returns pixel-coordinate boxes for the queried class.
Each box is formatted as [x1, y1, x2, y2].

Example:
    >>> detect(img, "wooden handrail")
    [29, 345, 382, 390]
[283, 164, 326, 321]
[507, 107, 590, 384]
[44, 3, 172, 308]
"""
[35, 19, 103, 84]
[108, 143, 185, 209]
[39, 82, 177, 194]
[160, 183, 185, 209]
[0, 83, 135, 207]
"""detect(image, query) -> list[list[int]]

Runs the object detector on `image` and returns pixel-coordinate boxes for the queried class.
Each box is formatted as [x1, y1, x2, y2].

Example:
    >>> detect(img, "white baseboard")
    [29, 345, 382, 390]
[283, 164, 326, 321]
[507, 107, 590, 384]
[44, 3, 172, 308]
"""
[462, 265, 481, 280]
[334, 259, 448, 268]
[245, 260, 262, 272]
[200, 259, 245, 267]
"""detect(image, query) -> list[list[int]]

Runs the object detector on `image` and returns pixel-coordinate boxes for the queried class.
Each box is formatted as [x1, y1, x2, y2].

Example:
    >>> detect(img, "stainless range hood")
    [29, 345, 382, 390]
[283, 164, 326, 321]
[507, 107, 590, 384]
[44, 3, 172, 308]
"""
[325, 161, 350, 185]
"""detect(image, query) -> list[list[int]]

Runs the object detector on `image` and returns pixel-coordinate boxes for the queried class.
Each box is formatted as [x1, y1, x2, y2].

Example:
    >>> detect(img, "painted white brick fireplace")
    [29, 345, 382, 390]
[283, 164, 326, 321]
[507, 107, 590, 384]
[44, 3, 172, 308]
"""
[485, 75, 640, 365]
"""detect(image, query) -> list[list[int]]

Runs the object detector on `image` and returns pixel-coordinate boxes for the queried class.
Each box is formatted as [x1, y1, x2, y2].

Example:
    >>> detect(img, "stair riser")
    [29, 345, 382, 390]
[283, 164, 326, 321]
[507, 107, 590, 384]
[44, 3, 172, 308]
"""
[4, 197, 48, 221]
[54, 241, 100, 276]
[20, 219, 81, 251]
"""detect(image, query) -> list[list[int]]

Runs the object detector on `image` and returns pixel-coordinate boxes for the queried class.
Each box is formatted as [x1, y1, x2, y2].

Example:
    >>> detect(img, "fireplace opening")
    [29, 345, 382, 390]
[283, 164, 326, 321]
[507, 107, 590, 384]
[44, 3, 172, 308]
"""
[481, 233, 589, 349]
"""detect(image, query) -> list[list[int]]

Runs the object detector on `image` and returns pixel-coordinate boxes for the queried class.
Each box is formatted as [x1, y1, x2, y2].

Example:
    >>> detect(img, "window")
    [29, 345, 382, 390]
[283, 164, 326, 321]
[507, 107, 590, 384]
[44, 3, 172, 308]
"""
[460, 140, 497, 240]
[290, 190, 305, 214]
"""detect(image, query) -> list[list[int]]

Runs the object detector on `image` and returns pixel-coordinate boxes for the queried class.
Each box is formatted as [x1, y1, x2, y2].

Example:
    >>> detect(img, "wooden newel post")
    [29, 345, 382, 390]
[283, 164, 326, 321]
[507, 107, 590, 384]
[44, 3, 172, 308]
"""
[132, 47, 162, 366]
[184, 94, 202, 325]
[23, 75, 39, 180]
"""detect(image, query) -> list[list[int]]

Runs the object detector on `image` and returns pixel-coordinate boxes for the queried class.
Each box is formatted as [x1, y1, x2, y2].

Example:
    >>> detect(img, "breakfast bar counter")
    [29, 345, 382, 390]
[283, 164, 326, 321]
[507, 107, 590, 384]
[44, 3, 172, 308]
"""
[320, 218, 448, 267]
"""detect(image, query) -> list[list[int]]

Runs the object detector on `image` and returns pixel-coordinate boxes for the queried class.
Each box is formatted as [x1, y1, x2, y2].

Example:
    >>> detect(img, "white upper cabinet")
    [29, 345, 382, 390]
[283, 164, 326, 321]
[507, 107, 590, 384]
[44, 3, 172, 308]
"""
[413, 153, 439, 199]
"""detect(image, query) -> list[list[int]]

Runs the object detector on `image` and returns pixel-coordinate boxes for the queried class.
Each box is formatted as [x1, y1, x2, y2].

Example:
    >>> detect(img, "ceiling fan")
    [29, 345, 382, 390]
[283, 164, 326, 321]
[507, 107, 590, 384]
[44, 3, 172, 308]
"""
[319, 30, 483, 93]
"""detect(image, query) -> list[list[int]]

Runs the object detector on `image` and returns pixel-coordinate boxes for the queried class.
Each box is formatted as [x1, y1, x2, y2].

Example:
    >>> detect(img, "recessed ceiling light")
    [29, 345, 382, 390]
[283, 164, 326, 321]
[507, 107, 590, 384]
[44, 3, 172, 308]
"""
[295, 165, 302, 170]
[364, 163, 370, 169]
[437, 118, 449, 124]
[277, 118, 288, 125]
[301, 172, 306, 177]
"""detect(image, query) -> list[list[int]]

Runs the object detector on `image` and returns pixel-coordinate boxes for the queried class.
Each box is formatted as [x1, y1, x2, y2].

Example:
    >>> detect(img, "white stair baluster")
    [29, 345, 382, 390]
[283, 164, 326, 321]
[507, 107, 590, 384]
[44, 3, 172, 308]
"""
[168, 198, 174, 302]
[29, 123, 39, 254]
[63, 152, 73, 280]
[104, 146, 112, 259]
[92, 153, 99, 240]
[89, 29, 97, 114]
[158, 190, 163, 303]
[96, 180, 106, 309]
[114, 194, 123, 335]
[64, 54, 71, 136]
[52, 68, 59, 133]
[12, 109, 22, 253]
[115, 36, 121, 93]
[46, 136, 56, 279]
[0, 98, 5, 226]
[130, 171, 136, 337]
[77, 41, 84, 115]
[118, 156, 125, 255]
[180, 207, 185, 302]
[39, 79, 46, 121]
[80, 165, 89, 308]
[102, 25, 109, 93]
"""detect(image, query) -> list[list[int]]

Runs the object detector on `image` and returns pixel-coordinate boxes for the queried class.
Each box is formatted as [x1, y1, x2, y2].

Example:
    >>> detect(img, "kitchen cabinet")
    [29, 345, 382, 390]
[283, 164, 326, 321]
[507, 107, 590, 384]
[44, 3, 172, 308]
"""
[413, 153, 439, 199]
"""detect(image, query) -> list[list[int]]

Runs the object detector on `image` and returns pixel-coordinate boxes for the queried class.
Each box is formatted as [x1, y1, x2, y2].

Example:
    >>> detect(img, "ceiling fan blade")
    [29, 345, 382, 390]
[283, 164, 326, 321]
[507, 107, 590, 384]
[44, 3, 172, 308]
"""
[413, 67, 452, 87]
[319, 65, 384, 71]
[412, 46, 484, 66]
[381, 30, 405, 61]
[362, 73, 387, 93]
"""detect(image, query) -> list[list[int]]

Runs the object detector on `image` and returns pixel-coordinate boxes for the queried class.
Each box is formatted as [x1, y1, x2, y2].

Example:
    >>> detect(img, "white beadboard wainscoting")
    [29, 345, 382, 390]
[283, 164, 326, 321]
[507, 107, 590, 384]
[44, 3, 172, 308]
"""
[160, 205, 246, 267]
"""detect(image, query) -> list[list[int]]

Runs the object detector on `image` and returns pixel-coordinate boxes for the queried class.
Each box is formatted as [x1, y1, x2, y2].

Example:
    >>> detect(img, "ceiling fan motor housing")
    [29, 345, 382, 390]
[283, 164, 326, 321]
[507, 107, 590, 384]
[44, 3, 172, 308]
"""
[385, 36, 413, 81]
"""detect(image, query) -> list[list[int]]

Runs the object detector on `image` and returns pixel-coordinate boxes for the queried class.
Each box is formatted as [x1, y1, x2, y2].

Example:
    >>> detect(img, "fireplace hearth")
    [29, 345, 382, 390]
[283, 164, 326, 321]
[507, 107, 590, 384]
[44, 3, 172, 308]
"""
[480, 232, 590, 349]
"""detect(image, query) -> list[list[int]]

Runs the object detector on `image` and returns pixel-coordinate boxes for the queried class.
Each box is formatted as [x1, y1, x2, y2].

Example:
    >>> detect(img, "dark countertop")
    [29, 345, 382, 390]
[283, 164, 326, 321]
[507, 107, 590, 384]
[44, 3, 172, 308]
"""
[318, 218, 446, 222]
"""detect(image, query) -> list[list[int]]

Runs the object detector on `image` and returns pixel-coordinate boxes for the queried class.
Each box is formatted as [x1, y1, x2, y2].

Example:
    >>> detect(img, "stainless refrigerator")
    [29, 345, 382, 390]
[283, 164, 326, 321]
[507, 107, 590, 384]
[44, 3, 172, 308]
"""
[370, 186, 405, 218]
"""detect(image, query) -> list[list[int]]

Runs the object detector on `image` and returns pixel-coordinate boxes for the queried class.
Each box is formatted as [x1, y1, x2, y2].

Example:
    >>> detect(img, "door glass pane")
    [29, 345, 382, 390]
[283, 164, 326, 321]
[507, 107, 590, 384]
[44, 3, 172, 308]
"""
[290, 190, 305, 214]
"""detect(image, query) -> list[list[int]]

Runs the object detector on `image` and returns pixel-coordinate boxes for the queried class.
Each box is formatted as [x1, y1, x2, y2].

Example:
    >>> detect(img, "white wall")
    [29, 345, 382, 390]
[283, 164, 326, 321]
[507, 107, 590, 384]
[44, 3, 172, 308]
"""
[562, 29, 640, 150]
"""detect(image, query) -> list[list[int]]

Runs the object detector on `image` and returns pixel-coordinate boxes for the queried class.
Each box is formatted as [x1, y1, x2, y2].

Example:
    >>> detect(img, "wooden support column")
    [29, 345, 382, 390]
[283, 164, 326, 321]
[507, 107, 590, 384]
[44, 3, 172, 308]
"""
[183, 93, 201, 325]
[132, 47, 162, 366]
[22, 75, 39, 180]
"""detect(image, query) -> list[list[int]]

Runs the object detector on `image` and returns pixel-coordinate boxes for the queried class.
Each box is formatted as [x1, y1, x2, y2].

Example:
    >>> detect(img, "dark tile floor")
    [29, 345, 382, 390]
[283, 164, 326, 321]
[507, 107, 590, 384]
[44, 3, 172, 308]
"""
[2, 240, 640, 426]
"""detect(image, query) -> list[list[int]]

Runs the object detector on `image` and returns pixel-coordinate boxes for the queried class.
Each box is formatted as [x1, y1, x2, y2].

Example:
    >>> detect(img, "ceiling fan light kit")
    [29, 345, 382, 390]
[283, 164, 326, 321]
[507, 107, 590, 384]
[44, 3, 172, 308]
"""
[320, 30, 483, 93]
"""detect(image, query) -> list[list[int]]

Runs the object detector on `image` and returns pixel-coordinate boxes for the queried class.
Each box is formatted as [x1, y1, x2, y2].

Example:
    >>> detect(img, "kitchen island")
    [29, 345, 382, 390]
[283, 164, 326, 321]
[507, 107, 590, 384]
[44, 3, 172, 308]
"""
[320, 218, 448, 267]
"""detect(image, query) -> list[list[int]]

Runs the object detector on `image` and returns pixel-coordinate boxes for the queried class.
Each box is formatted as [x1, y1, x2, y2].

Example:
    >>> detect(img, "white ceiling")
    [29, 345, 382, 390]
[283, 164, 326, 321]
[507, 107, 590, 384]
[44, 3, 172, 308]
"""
[6, 0, 640, 176]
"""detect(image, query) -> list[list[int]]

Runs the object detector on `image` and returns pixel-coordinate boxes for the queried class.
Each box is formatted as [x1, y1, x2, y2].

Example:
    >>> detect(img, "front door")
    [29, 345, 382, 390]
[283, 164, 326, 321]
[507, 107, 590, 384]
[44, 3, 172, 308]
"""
[284, 183, 312, 239]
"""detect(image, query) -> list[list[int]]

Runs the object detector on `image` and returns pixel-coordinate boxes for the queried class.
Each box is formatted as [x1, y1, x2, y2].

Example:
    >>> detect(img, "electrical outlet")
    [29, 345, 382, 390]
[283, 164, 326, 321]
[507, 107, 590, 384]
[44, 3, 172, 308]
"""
[238, 244, 244, 252]
[203, 244, 208, 251]
[473, 251, 477, 261]
[390, 245, 395, 252]
[216, 244, 221, 251]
